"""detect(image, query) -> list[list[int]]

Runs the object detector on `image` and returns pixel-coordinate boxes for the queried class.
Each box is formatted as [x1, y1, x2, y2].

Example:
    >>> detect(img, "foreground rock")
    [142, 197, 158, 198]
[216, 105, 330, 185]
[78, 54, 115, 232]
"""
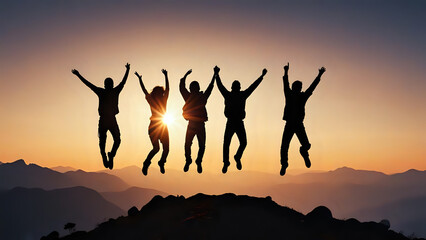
[60, 193, 424, 240]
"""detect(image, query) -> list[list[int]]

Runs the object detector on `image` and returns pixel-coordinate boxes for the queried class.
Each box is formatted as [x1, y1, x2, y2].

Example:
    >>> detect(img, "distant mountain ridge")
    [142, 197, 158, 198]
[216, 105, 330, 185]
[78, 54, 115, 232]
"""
[286, 166, 388, 184]
[2, 159, 425, 238]
[0, 159, 129, 192]
[101, 187, 167, 211]
[0, 160, 173, 240]
[60, 193, 423, 240]
[51, 166, 77, 173]
[0, 186, 125, 240]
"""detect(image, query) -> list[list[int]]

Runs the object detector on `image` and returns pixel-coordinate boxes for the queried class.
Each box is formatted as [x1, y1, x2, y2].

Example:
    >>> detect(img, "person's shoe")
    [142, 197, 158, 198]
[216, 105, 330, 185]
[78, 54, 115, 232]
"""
[107, 152, 114, 170]
[142, 162, 150, 176]
[102, 153, 108, 168]
[300, 148, 311, 168]
[234, 156, 242, 170]
[183, 159, 192, 172]
[280, 163, 288, 176]
[222, 161, 230, 174]
[158, 161, 165, 174]
[196, 162, 203, 174]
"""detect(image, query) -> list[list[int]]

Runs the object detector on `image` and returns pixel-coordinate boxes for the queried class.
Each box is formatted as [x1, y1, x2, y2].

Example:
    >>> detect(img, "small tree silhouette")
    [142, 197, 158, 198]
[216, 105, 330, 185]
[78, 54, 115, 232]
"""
[64, 222, 76, 233]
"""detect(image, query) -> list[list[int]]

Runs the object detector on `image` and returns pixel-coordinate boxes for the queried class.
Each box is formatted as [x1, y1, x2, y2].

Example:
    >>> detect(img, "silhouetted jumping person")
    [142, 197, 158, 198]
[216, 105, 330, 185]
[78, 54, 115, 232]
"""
[280, 63, 326, 176]
[71, 63, 130, 169]
[180, 69, 215, 173]
[215, 66, 268, 173]
[135, 69, 170, 175]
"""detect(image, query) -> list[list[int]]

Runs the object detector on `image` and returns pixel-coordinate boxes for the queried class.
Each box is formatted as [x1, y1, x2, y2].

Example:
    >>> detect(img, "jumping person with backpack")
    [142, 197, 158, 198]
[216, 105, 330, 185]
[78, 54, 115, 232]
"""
[179, 68, 215, 173]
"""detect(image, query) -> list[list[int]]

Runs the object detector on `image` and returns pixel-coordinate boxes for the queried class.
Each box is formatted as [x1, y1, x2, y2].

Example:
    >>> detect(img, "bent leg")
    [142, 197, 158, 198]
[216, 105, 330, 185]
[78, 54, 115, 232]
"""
[295, 123, 311, 168]
[223, 121, 235, 164]
[159, 127, 170, 164]
[142, 135, 160, 175]
[109, 119, 121, 157]
[98, 128, 107, 156]
[184, 123, 196, 162]
[280, 123, 295, 166]
[145, 135, 160, 165]
[234, 121, 247, 161]
[195, 123, 206, 164]
[98, 121, 108, 168]
[295, 123, 311, 151]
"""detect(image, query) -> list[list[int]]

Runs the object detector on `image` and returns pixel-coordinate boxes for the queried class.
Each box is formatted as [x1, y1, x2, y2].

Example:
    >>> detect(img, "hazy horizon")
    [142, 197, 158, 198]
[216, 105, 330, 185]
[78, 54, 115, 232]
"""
[4, 158, 425, 175]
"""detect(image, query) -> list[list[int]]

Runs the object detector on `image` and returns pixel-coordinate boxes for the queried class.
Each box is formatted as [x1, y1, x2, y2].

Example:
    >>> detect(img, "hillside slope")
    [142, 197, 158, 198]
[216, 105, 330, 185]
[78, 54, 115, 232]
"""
[60, 194, 422, 240]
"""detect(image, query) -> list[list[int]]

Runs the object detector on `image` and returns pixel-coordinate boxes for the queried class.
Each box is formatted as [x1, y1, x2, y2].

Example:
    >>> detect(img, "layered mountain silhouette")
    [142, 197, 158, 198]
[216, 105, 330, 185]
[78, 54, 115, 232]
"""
[0, 159, 129, 192]
[355, 195, 426, 238]
[1, 159, 425, 238]
[0, 160, 169, 240]
[0, 186, 124, 240]
[103, 165, 426, 237]
[58, 193, 423, 240]
[51, 166, 77, 173]
[283, 166, 388, 184]
[101, 187, 167, 211]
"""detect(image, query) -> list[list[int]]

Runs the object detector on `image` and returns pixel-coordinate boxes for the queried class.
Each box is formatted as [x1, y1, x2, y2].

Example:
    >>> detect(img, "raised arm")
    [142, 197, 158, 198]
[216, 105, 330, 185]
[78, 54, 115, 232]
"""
[179, 69, 191, 100]
[283, 63, 290, 96]
[135, 71, 148, 95]
[162, 69, 170, 99]
[116, 63, 130, 92]
[305, 67, 326, 96]
[214, 66, 229, 97]
[203, 69, 216, 99]
[72, 69, 100, 93]
[245, 68, 267, 97]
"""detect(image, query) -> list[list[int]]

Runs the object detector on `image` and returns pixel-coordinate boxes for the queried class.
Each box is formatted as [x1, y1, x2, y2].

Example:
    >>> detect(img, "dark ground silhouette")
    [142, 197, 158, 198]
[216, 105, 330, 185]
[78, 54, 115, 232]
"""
[215, 66, 267, 173]
[280, 63, 326, 176]
[135, 69, 170, 175]
[0, 186, 124, 240]
[180, 69, 215, 174]
[71, 63, 130, 170]
[57, 193, 424, 240]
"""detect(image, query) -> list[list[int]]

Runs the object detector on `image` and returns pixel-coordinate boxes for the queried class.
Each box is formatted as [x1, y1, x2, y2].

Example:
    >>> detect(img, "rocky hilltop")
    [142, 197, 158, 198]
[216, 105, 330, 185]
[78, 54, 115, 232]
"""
[55, 193, 423, 240]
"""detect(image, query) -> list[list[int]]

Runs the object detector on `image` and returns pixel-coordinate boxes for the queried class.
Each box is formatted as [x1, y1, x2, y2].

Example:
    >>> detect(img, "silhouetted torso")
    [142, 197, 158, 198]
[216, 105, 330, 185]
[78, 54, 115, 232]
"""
[146, 95, 167, 121]
[93, 88, 122, 117]
[283, 91, 311, 123]
[182, 92, 209, 122]
[223, 91, 250, 120]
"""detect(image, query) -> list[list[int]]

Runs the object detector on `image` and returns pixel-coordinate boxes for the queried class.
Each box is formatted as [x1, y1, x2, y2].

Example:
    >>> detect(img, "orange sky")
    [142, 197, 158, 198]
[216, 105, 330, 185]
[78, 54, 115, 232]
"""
[0, 0, 425, 174]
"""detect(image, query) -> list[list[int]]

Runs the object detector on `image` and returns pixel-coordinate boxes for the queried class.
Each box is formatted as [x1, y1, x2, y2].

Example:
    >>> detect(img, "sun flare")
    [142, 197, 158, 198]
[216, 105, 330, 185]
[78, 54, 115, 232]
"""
[162, 112, 175, 125]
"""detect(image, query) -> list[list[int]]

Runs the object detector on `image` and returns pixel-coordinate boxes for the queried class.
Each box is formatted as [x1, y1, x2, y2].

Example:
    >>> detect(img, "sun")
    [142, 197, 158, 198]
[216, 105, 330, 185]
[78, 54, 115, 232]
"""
[162, 112, 175, 125]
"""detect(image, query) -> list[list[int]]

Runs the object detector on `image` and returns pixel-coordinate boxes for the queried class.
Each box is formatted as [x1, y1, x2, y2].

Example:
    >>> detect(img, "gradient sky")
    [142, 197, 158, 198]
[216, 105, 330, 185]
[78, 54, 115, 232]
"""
[1, 0, 425, 174]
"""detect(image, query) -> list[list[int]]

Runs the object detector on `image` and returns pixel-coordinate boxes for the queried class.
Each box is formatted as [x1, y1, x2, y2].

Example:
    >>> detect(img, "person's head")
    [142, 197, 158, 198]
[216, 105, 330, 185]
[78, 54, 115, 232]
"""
[151, 86, 165, 99]
[104, 78, 114, 89]
[189, 81, 200, 93]
[231, 80, 241, 92]
[292, 81, 302, 93]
